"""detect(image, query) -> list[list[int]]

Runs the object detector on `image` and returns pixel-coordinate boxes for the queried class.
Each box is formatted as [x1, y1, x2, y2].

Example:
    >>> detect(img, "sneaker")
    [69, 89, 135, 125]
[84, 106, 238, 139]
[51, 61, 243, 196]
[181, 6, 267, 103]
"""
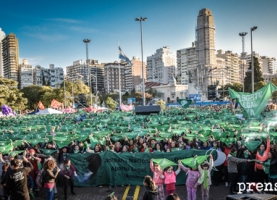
[225, 182, 229, 187]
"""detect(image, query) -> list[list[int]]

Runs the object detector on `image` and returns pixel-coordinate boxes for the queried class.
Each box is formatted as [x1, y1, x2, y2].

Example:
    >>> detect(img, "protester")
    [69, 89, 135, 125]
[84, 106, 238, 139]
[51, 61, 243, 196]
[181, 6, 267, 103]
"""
[164, 165, 181, 197]
[261, 151, 277, 194]
[178, 158, 200, 200]
[6, 157, 34, 200]
[165, 193, 181, 200]
[61, 159, 76, 199]
[255, 137, 270, 183]
[196, 154, 214, 200]
[150, 159, 164, 200]
[142, 175, 158, 200]
[42, 159, 60, 200]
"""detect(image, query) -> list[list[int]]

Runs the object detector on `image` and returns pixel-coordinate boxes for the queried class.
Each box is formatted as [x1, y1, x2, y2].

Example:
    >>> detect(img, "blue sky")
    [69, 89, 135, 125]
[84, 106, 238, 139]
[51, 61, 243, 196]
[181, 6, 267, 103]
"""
[1, 0, 277, 70]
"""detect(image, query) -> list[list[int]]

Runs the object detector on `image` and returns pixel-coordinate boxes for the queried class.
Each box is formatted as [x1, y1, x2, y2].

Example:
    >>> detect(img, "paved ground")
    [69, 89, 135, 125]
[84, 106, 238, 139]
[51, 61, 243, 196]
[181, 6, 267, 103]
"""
[35, 183, 230, 200]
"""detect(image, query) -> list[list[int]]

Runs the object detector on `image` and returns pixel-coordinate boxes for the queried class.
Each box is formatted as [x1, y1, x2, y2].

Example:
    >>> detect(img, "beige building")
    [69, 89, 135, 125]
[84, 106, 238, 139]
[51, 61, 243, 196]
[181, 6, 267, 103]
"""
[104, 61, 127, 94]
[125, 56, 146, 92]
[147, 46, 176, 84]
[18, 59, 32, 89]
[152, 77, 188, 103]
[1, 33, 19, 82]
[261, 56, 276, 74]
[66, 59, 104, 93]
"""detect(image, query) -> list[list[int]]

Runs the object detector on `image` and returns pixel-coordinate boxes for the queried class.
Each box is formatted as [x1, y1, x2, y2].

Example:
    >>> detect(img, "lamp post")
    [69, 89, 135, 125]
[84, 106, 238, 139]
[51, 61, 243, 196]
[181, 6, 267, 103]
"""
[239, 32, 248, 92]
[135, 17, 147, 106]
[251, 26, 257, 93]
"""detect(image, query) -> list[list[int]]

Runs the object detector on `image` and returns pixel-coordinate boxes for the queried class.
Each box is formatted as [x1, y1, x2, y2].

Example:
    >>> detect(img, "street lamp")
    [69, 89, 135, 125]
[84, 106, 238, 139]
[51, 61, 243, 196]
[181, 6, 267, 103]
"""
[251, 26, 257, 93]
[239, 32, 248, 92]
[135, 17, 147, 106]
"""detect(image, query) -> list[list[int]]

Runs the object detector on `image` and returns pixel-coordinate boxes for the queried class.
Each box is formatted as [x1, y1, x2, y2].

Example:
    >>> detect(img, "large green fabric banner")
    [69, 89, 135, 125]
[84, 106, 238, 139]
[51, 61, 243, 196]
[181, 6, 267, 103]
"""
[68, 150, 210, 187]
[228, 82, 277, 118]
[177, 99, 192, 108]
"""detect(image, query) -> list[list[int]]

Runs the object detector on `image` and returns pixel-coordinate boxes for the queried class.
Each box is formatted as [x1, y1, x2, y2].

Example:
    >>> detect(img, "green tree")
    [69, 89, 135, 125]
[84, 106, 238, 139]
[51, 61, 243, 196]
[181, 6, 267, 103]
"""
[105, 97, 117, 110]
[271, 79, 277, 100]
[147, 88, 158, 98]
[230, 82, 243, 92]
[156, 99, 166, 110]
[21, 85, 43, 109]
[244, 57, 265, 92]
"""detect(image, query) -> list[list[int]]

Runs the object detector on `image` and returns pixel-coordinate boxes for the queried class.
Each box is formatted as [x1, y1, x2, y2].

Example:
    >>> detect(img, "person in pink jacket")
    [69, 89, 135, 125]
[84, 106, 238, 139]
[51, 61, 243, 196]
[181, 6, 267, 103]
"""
[150, 159, 165, 200]
[178, 159, 200, 200]
[163, 165, 181, 196]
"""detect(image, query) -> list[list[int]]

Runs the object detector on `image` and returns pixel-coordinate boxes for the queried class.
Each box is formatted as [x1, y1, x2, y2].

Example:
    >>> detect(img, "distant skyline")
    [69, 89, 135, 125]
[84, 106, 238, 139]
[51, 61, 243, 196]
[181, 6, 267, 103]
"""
[1, 0, 277, 70]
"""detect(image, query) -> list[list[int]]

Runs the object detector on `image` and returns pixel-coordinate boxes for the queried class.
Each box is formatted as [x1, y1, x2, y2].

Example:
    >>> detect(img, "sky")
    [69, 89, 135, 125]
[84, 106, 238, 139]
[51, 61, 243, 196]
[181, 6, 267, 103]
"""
[0, 0, 277, 70]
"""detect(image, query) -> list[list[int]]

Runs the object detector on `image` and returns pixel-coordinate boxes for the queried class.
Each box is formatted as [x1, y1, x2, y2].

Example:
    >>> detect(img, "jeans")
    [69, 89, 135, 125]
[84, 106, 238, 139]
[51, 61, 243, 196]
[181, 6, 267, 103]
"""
[63, 177, 74, 198]
[45, 187, 55, 200]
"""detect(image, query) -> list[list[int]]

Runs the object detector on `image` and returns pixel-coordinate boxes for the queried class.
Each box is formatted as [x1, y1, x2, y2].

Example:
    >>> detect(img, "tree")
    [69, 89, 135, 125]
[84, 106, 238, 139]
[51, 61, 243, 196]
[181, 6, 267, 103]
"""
[145, 92, 153, 102]
[21, 85, 43, 109]
[244, 57, 265, 92]
[156, 100, 166, 110]
[147, 88, 158, 98]
[230, 82, 242, 92]
[0, 78, 27, 111]
[271, 79, 277, 100]
[105, 97, 117, 110]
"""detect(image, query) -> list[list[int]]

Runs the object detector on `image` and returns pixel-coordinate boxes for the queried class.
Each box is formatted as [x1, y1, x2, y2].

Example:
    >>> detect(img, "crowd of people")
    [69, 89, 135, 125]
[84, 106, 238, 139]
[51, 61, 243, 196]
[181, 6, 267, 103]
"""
[0, 104, 276, 200]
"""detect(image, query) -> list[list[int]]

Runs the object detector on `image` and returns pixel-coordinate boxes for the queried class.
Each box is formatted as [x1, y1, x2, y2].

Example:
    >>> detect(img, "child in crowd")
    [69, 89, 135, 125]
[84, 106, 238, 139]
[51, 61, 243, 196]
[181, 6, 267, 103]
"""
[150, 159, 165, 200]
[196, 154, 214, 200]
[178, 157, 200, 200]
[164, 165, 181, 196]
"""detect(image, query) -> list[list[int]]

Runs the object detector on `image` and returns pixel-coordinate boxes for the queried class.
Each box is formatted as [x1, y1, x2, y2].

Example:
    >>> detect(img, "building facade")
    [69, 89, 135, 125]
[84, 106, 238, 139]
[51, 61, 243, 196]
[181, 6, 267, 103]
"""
[104, 62, 127, 94]
[124, 56, 146, 92]
[176, 45, 198, 85]
[261, 56, 276, 74]
[146, 46, 176, 84]
[1, 33, 19, 82]
[0, 28, 5, 77]
[18, 59, 32, 89]
[33, 64, 64, 88]
[66, 59, 104, 93]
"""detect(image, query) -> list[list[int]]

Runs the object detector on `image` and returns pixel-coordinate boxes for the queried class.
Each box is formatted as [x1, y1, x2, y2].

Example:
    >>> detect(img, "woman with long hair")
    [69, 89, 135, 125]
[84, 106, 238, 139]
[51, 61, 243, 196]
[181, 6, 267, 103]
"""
[142, 175, 158, 200]
[43, 159, 60, 200]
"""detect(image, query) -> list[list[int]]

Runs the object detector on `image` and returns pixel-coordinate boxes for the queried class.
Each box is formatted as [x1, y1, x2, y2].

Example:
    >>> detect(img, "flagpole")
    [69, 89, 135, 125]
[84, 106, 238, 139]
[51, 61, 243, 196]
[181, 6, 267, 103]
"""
[118, 42, 122, 107]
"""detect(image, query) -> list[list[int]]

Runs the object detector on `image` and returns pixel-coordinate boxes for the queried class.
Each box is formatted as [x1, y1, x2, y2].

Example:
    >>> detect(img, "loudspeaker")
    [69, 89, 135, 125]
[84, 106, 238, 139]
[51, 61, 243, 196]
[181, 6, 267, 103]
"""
[226, 193, 277, 200]
[134, 106, 161, 115]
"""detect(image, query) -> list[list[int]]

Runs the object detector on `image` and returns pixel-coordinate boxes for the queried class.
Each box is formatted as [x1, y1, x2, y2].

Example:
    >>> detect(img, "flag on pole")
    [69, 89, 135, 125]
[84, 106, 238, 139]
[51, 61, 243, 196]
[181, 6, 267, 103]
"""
[37, 101, 45, 110]
[118, 46, 132, 66]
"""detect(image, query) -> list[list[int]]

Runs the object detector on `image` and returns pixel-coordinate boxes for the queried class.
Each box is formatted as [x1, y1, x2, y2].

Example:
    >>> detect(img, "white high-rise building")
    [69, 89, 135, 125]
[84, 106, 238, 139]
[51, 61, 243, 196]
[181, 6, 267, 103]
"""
[261, 56, 276, 74]
[0, 28, 5, 77]
[33, 64, 64, 88]
[146, 46, 176, 84]
[176, 44, 198, 85]
[18, 59, 32, 89]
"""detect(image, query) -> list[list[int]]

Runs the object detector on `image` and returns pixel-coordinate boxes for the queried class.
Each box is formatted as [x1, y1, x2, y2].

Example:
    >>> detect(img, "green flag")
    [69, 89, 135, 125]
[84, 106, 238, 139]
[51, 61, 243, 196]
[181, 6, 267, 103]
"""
[180, 155, 209, 169]
[152, 158, 177, 170]
[177, 99, 192, 108]
[228, 82, 277, 118]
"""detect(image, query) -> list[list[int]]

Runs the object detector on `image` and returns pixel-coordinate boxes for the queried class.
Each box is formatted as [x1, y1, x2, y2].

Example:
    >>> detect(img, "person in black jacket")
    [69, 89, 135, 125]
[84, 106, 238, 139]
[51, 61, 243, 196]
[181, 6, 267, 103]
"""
[262, 151, 277, 194]
[142, 175, 158, 200]
[237, 148, 254, 193]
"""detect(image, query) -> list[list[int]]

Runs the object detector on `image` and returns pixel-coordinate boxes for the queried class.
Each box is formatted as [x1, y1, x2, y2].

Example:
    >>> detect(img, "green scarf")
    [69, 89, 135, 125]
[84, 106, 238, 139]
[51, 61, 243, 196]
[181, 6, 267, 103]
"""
[203, 170, 208, 189]
[198, 169, 209, 189]
[263, 159, 271, 174]
[243, 151, 249, 158]
[258, 150, 264, 156]
[74, 150, 79, 154]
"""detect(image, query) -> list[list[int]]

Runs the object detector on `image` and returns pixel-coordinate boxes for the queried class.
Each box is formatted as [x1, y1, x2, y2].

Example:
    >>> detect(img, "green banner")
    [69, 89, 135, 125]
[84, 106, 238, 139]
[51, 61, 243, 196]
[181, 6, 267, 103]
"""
[228, 82, 277, 118]
[177, 99, 192, 108]
[68, 150, 209, 187]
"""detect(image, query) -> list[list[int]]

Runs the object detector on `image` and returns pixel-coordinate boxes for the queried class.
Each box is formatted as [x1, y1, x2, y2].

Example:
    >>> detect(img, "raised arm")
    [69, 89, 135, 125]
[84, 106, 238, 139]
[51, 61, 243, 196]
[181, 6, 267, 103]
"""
[150, 160, 155, 173]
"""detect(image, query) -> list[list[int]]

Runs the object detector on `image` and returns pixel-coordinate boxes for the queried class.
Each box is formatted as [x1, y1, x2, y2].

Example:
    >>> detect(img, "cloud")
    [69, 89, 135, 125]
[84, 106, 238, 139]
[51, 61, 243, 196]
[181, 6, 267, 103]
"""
[46, 18, 82, 24]
[25, 33, 68, 42]
[69, 26, 99, 33]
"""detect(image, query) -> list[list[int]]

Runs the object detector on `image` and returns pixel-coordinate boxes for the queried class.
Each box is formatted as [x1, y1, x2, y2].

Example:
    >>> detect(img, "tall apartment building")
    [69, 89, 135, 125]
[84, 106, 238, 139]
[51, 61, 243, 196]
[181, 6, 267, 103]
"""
[176, 45, 198, 85]
[124, 56, 146, 92]
[146, 46, 176, 84]
[1, 33, 19, 82]
[261, 56, 276, 74]
[245, 52, 263, 71]
[0, 28, 6, 77]
[216, 50, 245, 84]
[33, 64, 64, 88]
[66, 59, 104, 93]
[104, 62, 127, 94]
[18, 59, 32, 89]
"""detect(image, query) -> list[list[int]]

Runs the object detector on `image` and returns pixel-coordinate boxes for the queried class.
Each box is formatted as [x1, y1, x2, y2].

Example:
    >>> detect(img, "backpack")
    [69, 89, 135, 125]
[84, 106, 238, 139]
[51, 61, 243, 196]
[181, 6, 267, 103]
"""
[35, 169, 45, 188]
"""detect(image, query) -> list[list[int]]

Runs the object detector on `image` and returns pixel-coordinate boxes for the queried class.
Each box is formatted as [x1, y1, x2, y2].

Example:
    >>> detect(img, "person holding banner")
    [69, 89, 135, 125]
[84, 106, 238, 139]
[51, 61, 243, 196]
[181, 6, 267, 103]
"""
[255, 137, 270, 183]
[150, 159, 165, 200]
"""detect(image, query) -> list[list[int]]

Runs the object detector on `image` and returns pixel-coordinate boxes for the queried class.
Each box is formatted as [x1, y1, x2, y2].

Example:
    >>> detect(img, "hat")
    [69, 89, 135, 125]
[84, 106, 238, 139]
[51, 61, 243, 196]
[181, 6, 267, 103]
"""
[29, 149, 35, 154]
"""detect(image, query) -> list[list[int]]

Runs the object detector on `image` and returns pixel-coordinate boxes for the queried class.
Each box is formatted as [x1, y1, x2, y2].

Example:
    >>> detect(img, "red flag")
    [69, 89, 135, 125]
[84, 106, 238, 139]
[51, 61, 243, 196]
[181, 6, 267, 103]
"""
[51, 99, 62, 109]
[38, 101, 45, 110]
